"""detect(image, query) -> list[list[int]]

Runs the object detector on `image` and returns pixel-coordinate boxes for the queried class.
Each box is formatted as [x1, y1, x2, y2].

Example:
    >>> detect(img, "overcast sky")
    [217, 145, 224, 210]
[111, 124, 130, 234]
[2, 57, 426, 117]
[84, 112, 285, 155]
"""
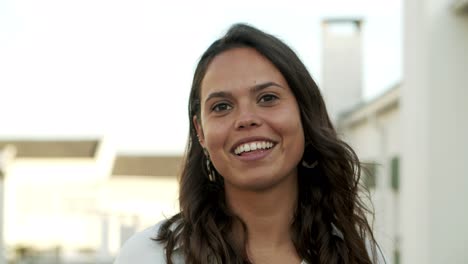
[0, 0, 401, 154]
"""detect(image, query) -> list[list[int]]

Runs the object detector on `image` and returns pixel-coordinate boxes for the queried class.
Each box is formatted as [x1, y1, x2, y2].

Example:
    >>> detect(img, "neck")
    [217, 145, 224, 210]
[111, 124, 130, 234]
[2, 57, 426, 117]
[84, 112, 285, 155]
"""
[225, 174, 298, 249]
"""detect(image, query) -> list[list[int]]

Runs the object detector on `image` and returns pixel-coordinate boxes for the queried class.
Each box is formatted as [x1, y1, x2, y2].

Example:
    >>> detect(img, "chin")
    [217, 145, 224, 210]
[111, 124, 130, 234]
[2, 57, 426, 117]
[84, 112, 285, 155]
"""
[226, 172, 292, 192]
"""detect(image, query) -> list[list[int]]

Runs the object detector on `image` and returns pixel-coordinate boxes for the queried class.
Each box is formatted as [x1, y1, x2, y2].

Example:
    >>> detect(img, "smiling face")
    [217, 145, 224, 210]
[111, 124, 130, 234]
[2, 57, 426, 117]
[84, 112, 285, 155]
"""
[194, 47, 305, 192]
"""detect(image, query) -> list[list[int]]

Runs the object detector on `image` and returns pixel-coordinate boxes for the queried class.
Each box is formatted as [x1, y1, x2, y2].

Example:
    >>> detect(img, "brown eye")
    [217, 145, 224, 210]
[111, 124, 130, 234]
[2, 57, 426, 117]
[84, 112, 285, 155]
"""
[212, 103, 232, 112]
[259, 94, 278, 104]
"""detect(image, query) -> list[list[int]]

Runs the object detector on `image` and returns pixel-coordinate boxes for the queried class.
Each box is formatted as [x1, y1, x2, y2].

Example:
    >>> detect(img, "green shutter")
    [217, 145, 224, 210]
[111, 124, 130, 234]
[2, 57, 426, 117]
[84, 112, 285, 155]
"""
[362, 162, 377, 189]
[394, 249, 400, 264]
[391, 156, 400, 191]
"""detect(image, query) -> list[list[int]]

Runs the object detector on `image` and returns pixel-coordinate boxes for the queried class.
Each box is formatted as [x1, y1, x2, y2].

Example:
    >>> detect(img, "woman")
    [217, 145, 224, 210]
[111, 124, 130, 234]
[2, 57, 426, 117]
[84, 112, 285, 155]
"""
[114, 23, 386, 264]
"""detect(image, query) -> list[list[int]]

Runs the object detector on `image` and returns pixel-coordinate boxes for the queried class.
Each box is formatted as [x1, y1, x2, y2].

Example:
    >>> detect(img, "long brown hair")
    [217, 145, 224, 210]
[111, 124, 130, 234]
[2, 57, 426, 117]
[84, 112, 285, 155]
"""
[157, 23, 377, 264]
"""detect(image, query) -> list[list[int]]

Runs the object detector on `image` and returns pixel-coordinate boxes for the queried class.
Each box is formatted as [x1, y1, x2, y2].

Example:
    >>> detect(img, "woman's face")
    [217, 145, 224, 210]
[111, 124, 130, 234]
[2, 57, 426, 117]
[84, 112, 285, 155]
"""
[194, 47, 304, 192]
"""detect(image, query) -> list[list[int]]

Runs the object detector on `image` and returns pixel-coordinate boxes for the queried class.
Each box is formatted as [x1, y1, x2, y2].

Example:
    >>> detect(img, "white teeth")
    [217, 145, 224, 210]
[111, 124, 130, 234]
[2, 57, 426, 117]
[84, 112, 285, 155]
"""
[244, 144, 250, 152]
[234, 141, 275, 155]
[250, 143, 257, 151]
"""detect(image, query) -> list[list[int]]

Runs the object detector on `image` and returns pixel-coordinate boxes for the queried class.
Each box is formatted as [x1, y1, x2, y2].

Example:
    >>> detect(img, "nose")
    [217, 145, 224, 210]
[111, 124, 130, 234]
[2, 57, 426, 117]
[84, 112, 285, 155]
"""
[234, 108, 262, 129]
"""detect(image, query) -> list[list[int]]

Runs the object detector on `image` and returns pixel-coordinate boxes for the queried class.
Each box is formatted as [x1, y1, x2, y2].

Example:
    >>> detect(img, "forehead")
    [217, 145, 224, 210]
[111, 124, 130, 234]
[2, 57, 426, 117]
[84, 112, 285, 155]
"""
[200, 47, 287, 99]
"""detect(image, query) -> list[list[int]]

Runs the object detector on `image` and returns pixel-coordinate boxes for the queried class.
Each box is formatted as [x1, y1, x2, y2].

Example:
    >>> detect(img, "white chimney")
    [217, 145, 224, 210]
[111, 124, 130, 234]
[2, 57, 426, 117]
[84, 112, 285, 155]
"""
[322, 18, 363, 123]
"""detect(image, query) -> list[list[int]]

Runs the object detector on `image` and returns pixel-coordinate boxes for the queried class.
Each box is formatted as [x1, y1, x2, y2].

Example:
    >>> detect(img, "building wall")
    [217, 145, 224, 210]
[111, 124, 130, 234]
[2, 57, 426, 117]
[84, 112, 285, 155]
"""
[104, 176, 179, 254]
[402, 0, 468, 263]
[5, 158, 103, 249]
[4, 156, 179, 260]
[340, 101, 400, 264]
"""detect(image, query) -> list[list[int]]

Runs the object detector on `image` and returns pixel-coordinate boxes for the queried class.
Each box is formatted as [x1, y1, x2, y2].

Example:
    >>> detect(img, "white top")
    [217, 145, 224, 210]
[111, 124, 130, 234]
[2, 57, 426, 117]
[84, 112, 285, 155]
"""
[114, 221, 387, 264]
[114, 222, 184, 264]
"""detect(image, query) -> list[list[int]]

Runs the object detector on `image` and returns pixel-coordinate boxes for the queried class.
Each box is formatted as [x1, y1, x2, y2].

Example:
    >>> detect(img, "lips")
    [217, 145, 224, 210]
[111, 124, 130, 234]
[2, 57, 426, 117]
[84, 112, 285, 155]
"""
[231, 137, 276, 156]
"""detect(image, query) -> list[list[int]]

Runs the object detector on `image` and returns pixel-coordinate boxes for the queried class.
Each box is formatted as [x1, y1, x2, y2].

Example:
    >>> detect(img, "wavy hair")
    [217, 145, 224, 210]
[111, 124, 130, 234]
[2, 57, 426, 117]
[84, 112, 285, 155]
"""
[157, 23, 377, 264]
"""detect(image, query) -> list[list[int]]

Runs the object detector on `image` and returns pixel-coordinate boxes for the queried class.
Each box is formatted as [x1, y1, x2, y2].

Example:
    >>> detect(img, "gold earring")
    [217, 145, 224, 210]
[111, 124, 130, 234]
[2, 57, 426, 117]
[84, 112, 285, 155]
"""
[302, 144, 318, 169]
[205, 157, 216, 182]
[302, 159, 318, 169]
[203, 149, 216, 182]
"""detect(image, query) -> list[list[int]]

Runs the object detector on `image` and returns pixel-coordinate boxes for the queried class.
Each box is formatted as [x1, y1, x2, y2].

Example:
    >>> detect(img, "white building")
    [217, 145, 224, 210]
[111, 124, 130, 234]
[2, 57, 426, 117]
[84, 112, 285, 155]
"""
[335, 0, 468, 263]
[338, 85, 401, 263]
[0, 139, 180, 263]
[401, 0, 468, 263]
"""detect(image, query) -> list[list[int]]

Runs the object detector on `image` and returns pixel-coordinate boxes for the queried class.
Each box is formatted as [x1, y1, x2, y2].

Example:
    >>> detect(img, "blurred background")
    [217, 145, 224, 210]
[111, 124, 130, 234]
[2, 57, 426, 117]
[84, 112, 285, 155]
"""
[0, 0, 467, 263]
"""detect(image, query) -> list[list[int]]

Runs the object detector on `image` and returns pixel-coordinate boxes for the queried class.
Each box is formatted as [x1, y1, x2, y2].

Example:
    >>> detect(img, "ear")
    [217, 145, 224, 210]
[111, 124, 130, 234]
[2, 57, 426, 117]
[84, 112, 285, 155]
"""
[193, 115, 206, 148]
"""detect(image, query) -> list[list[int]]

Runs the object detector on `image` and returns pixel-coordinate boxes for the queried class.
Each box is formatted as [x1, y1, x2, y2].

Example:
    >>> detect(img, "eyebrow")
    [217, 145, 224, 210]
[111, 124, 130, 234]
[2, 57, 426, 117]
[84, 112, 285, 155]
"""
[204, 81, 284, 104]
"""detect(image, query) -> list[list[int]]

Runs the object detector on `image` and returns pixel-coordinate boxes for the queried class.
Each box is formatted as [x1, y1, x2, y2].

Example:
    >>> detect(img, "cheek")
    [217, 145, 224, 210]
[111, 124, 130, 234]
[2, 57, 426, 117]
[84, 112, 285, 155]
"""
[275, 111, 305, 160]
[203, 123, 231, 175]
[282, 117, 305, 163]
[275, 108, 304, 140]
[202, 120, 230, 154]
[285, 120, 305, 147]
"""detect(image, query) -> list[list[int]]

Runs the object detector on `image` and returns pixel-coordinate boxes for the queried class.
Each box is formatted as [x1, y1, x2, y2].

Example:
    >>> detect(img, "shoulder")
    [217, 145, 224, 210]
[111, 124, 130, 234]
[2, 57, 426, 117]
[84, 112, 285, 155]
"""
[113, 221, 183, 264]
